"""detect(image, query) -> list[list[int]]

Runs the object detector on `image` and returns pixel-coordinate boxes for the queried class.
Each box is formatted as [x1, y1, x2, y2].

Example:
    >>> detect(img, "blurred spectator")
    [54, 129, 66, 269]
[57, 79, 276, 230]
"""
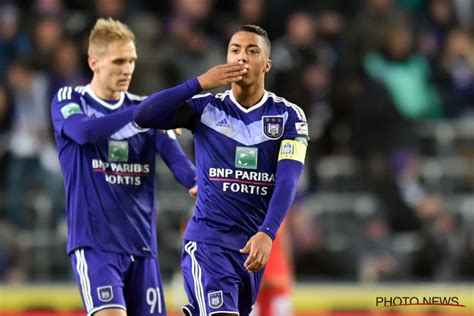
[342, 0, 414, 73]
[270, 11, 335, 112]
[5, 58, 50, 229]
[452, 0, 474, 28]
[0, 83, 13, 196]
[220, 0, 270, 42]
[439, 28, 474, 117]
[364, 24, 442, 119]
[316, 10, 345, 75]
[0, 3, 32, 79]
[289, 203, 356, 280]
[0, 221, 27, 283]
[358, 213, 400, 282]
[419, 0, 459, 62]
[127, 13, 168, 94]
[95, 0, 127, 20]
[48, 40, 88, 98]
[31, 15, 64, 72]
[33, 0, 64, 16]
[162, 19, 225, 85]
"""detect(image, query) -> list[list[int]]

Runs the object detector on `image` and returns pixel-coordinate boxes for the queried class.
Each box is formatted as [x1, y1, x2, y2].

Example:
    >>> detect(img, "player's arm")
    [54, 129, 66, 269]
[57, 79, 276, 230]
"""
[155, 130, 196, 189]
[62, 108, 135, 145]
[133, 62, 247, 129]
[51, 88, 135, 145]
[240, 139, 307, 272]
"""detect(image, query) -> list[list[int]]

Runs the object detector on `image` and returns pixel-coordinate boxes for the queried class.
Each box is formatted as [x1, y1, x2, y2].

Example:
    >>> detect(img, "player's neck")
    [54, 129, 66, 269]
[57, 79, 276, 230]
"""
[232, 82, 265, 108]
[90, 78, 122, 101]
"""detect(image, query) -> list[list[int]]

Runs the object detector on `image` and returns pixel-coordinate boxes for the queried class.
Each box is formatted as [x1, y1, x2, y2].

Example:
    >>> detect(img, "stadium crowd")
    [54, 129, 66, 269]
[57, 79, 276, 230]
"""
[0, 0, 473, 284]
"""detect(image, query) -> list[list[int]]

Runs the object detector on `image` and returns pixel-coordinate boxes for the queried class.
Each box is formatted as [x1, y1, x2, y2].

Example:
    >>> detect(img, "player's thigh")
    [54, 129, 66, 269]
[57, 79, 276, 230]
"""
[70, 248, 128, 315]
[239, 267, 264, 316]
[124, 256, 167, 316]
[94, 308, 127, 316]
[181, 241, 242, 314]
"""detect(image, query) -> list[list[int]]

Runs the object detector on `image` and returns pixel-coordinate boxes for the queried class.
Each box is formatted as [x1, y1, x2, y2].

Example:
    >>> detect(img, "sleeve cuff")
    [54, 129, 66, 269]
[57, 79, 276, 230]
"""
[258, 226, 276, 240]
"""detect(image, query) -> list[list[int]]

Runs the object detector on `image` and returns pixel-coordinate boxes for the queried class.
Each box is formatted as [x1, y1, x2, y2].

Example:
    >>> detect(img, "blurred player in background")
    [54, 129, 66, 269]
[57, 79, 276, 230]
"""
[51, 18, 196, 316]
[134, 25, 308, 316]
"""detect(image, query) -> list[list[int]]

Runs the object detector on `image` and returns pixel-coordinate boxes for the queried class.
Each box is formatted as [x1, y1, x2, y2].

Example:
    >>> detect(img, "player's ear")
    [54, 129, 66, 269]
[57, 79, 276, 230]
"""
[264, 59, 272, 73]
[88, 55, 98, 72]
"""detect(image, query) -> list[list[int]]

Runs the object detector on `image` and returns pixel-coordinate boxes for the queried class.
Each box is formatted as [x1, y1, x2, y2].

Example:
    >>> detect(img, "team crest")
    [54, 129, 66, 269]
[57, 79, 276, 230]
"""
[262, 116, 284, 139]
[97, 285, 113, 302]
[208, 290, 224, 309]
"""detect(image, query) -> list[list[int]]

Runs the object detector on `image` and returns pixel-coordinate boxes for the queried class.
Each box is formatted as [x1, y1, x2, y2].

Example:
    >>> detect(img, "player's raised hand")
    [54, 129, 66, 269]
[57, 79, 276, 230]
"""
[239, 232, 272, 273]
[197, 62, 248, 90]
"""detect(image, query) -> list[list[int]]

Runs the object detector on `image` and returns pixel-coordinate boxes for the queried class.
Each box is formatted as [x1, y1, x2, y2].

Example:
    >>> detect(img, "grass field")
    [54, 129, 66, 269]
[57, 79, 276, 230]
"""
[0, 283, 472, 316]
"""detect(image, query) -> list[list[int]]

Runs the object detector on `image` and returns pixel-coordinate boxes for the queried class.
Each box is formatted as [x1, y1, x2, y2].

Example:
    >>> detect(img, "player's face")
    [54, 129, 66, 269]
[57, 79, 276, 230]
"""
[93, 40, 137, 96]
[227, 32, 271, 86]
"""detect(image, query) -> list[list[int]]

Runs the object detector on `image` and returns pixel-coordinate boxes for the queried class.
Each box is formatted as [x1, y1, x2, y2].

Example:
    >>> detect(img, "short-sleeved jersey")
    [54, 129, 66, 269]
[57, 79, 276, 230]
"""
[52, 85, 175, 257]
[184, 90, 308, 250]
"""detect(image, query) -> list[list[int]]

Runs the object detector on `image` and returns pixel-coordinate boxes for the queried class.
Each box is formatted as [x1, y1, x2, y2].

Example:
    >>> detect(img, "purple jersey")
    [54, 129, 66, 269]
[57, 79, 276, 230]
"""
[184, 90, 308, 250]
[51, 85, 193, 257]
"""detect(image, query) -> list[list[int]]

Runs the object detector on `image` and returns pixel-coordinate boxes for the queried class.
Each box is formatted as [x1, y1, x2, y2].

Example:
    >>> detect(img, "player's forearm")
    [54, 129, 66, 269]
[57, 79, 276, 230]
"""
[259, 160, 303, 239]
[157, 133, 196, 188]
[133, 78, 202, 129]
[62, 106, 135, 145]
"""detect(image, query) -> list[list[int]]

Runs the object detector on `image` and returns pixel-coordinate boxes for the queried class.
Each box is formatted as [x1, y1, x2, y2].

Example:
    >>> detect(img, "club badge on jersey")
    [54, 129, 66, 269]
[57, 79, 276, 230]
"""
[97, 285, 114, 302]
[262, 116, 284, 139]
[208, 290, 224, 309]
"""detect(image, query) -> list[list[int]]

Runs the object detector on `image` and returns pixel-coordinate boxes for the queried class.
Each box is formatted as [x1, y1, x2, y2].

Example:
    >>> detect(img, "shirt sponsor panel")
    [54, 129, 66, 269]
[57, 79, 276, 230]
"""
[208, 167, 275, 196]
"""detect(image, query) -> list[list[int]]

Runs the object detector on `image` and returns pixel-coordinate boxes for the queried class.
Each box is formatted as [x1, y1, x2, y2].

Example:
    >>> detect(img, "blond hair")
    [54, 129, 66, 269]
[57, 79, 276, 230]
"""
[88, 18, 135, 56]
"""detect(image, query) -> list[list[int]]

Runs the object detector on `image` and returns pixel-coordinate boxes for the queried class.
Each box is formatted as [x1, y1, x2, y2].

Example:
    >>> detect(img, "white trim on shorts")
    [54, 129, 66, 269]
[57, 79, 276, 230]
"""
[184, 241, 207, 316]
[75, 249, 94, 313]
[88, 304, 127, 316]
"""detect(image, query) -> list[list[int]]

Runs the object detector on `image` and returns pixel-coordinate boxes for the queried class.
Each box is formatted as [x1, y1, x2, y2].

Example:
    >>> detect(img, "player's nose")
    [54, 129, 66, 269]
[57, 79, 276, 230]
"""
[238, 51, 248, 63]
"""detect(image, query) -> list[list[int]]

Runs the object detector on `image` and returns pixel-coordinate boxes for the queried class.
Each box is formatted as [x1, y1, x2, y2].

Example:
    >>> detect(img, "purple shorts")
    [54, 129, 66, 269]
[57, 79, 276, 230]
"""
[70, 248, 166, 315]
[181, 240, 264, 315]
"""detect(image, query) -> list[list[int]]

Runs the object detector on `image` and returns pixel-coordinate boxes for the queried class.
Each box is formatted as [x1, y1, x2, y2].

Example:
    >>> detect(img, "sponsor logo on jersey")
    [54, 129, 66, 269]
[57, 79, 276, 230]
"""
[60, 102, 82, 119]
[97, 285, 113, 302]
[295, 122, 309, 136]
[262, 116, 284, 139]
[235, 146, 258, 169]
[208, 290, 224, 309]
[108, 140, 129, 162]
[215, 118, 230, 127]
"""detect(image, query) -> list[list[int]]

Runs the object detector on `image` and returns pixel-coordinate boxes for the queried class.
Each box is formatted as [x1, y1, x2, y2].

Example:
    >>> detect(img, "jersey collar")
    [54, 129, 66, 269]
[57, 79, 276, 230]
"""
[229, 90, 268, 113]
[85, 85, 125, 110]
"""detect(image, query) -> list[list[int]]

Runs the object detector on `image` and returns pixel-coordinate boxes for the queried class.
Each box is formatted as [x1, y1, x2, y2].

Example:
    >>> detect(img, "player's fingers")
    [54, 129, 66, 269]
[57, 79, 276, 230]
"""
[223, 62, 245, 69]
[174, 128, 182, 136]
[239, 242, 251, 254]
[222, 69, 247, 81]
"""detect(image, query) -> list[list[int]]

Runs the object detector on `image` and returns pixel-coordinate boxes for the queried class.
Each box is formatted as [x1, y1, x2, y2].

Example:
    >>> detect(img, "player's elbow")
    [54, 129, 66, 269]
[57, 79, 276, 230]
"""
[71, 128, 96, 145]
[133, 106, 151, 128]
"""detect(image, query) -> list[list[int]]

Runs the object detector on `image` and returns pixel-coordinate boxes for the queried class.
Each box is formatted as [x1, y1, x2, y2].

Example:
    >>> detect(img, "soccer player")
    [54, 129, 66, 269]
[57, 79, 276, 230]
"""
[51, 18, 196, 316]
[134, 25, 308, 315]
